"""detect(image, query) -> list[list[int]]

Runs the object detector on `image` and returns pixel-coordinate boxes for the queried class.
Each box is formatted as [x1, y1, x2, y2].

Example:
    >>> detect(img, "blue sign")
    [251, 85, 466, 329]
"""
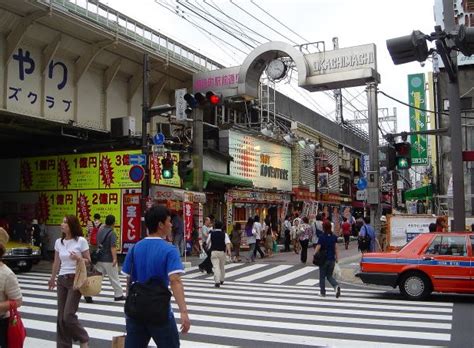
[361, 154, 369, 177]
[129, 165, 145, 183]
[153, 132, 165, 145]
[130, 154, 147, 166]
[357, 177, 368, 190]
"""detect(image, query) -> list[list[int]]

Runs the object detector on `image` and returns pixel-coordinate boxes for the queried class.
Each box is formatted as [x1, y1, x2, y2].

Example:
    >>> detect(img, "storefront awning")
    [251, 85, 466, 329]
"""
[404, 184, 433, 201]
[184, 171, 253, 190]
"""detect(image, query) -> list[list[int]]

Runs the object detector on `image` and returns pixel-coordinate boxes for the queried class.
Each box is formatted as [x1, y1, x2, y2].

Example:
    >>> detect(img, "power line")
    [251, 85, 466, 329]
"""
[378, 90, 448, 116]
[229, 0, 298, 45]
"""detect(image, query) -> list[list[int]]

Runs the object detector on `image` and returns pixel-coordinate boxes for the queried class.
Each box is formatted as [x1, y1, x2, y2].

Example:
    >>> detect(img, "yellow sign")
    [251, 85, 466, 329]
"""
[149, 152, 181, 187]
[98, 151, 141, 189]
[37, 191, 77, 225]
[20, 157, 57, 191]
[76, 189, 121, 227]
[57, 154, 100, 189]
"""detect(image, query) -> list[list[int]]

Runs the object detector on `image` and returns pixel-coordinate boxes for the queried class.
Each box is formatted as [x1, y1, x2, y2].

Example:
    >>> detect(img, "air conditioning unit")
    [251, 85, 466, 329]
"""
[111, 116, 136, 137]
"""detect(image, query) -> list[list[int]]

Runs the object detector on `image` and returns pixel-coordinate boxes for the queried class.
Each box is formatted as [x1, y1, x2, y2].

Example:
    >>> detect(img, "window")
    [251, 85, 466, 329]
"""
[425, 236, 467, 256]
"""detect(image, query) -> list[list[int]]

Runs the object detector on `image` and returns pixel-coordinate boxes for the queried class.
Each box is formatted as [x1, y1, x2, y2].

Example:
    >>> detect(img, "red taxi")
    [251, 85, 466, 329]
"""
[356, 232, 473, 300]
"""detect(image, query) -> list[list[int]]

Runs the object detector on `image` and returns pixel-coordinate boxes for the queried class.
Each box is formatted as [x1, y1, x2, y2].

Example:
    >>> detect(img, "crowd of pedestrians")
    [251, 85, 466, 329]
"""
[1, 204, 388, 348]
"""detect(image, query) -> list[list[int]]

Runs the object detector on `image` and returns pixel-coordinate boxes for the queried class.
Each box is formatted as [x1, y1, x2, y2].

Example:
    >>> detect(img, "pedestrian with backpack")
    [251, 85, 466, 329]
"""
[87, 213, 102, 247]
[84, 213, 102, 303]
[358, 216, 376, 253]
[93, 215, 125, 301]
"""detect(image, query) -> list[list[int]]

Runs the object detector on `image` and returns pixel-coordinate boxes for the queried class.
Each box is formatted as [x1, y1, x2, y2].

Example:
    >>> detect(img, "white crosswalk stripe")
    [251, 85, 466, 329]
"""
[15, 270, 454, 348]
[183, 262, 322, 285]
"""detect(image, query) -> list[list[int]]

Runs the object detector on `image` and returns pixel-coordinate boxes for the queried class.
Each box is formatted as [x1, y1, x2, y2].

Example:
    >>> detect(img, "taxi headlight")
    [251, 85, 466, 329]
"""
[4, 249, 13, 256]
[32, 249, 41, 256]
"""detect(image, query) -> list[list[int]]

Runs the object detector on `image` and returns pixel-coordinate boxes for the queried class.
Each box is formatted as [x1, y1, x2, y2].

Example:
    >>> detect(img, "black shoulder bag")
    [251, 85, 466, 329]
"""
[124, 245, 172, 325]
[313, 238, 327, 266]
[90, 230, 112, 264]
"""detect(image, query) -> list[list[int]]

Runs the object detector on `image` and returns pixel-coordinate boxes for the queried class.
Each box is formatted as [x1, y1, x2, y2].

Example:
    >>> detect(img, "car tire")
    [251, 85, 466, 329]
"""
[18, 262, 32, 273]
[399, 272, 432, 300]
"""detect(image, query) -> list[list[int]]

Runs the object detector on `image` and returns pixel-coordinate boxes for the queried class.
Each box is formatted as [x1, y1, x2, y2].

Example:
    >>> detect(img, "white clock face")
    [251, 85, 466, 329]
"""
[266, 59, 286, 80]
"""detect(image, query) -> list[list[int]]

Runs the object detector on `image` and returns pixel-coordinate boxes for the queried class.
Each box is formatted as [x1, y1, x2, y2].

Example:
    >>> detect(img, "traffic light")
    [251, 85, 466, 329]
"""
[177, 159, 192, 178]
[386, 30, 429, 65]
[395, 142, 411, 170]
[183, 91, 222, 113]
[454, 24, 474, 56]
[161, 152, 174, 179]
[380, 144, 397, 171]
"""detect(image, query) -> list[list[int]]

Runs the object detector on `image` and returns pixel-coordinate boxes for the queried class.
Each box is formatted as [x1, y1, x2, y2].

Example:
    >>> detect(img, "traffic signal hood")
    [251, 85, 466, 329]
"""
[395, 142, 412, 170]
[183, 91, 222, 113]
[161, 152, 174, 179]
[177, 159, 193, 179]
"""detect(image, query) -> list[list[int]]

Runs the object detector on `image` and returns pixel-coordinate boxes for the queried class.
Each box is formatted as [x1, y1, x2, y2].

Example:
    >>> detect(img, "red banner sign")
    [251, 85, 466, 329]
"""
[122, 193, 141, 252]
[183, 201, 193, 241]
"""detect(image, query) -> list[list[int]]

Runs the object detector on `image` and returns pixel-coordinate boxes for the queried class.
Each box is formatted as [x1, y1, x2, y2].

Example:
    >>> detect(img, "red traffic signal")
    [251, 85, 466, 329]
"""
[206, 91, 221, 105]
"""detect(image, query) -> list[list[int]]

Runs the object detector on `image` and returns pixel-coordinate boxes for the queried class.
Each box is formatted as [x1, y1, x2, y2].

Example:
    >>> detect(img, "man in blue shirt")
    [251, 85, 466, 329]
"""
[360, 216, 376, 252]
[122, 205, 190, 347]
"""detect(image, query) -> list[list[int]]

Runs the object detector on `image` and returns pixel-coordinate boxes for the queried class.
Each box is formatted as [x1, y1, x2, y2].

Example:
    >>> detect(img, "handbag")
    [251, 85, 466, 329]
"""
[124, 245, 172, 325]
[7, 300, 26, 348]
[312, 248, 327, 266]
[75, 259, 103, 296]
[91, 230, 112, 264]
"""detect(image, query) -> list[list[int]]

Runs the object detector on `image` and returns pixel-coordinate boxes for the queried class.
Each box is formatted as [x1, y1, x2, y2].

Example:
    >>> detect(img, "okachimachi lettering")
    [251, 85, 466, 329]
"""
[260, 165, 289, 180]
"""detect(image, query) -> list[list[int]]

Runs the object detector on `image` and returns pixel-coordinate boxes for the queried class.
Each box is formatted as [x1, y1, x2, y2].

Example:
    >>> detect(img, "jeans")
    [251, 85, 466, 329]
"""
[173, 233, 184, 256]
[125, 312, 179, 348]
[247, 243, 256, 261]
[300, 239, 309, 263]
[319, 260, 338, 295]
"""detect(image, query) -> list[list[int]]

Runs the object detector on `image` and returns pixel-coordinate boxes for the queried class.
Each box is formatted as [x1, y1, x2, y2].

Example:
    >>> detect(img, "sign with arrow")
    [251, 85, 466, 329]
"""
[129, 154, 147, 166]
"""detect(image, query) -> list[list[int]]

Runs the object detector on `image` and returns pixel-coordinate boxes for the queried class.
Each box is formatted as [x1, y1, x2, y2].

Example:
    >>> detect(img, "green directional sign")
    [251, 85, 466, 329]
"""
[408, 73, 428, 166]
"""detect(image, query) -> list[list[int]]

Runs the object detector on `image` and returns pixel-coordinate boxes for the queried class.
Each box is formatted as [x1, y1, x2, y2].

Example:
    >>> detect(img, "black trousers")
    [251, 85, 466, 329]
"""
[253, 239, 265, 258]
[300, 239, 309, 263]
[199, 248, 213, 273]
[0, 317, 8, 348]
[284, 230, 291, 251]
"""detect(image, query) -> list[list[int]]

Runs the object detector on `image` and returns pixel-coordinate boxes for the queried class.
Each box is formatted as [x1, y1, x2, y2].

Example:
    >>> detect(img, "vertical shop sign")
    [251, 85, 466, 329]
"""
[122, 193, 141, 252]
[408, 73, 428, 165]
[183, 201, 193, 241]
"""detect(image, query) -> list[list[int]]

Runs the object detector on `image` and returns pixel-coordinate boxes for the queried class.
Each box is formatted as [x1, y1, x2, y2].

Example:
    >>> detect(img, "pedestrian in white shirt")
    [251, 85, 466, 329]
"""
[252, 215, 265, 259]
[206, 221, 232, 287]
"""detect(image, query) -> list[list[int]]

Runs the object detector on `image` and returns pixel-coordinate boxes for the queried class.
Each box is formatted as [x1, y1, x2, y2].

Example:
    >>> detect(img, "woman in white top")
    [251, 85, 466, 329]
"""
[0, 227, 22, 348]
[48, 215, 91, 348]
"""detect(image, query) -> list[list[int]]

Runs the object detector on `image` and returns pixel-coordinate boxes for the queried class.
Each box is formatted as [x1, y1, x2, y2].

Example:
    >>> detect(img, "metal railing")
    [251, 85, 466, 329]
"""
[36, 0, 225, 72]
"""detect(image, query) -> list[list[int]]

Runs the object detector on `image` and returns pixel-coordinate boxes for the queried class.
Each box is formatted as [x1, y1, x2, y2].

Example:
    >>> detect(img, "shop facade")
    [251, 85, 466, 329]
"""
[220, 129, 292, 233]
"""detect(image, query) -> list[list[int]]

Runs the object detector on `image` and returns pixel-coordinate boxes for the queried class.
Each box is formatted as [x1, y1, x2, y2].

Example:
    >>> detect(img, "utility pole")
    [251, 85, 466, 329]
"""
[141, 53, 150, 238]
[443, 0, 465, 231]
[332, 37, 344, 124]
[366, 82, 381, 231]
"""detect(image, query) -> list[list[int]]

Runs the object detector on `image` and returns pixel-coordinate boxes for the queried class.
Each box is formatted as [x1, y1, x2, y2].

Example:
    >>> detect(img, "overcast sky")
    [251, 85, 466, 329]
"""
[102, 0, 436, 133]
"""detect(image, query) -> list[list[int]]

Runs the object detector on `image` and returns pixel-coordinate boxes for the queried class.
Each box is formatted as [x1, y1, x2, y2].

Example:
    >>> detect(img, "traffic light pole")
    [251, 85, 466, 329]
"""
[443, 0, 466, 231]
[141, 53, 150, 239]
[192, 108, 204, 192]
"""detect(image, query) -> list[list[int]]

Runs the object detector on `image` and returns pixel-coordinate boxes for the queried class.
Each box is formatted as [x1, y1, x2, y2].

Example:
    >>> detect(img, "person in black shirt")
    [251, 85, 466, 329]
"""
[206, 221, 231, 288]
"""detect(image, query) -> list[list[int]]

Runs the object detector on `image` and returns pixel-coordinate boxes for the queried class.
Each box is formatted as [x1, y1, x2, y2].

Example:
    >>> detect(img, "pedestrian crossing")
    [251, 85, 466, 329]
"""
[183, 262, 321, 286]
[15, 269, 455, 348]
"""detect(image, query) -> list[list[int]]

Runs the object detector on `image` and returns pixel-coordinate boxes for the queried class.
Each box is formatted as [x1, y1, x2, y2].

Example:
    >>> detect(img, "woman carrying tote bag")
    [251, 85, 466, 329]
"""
[48, 215, 91, 348]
